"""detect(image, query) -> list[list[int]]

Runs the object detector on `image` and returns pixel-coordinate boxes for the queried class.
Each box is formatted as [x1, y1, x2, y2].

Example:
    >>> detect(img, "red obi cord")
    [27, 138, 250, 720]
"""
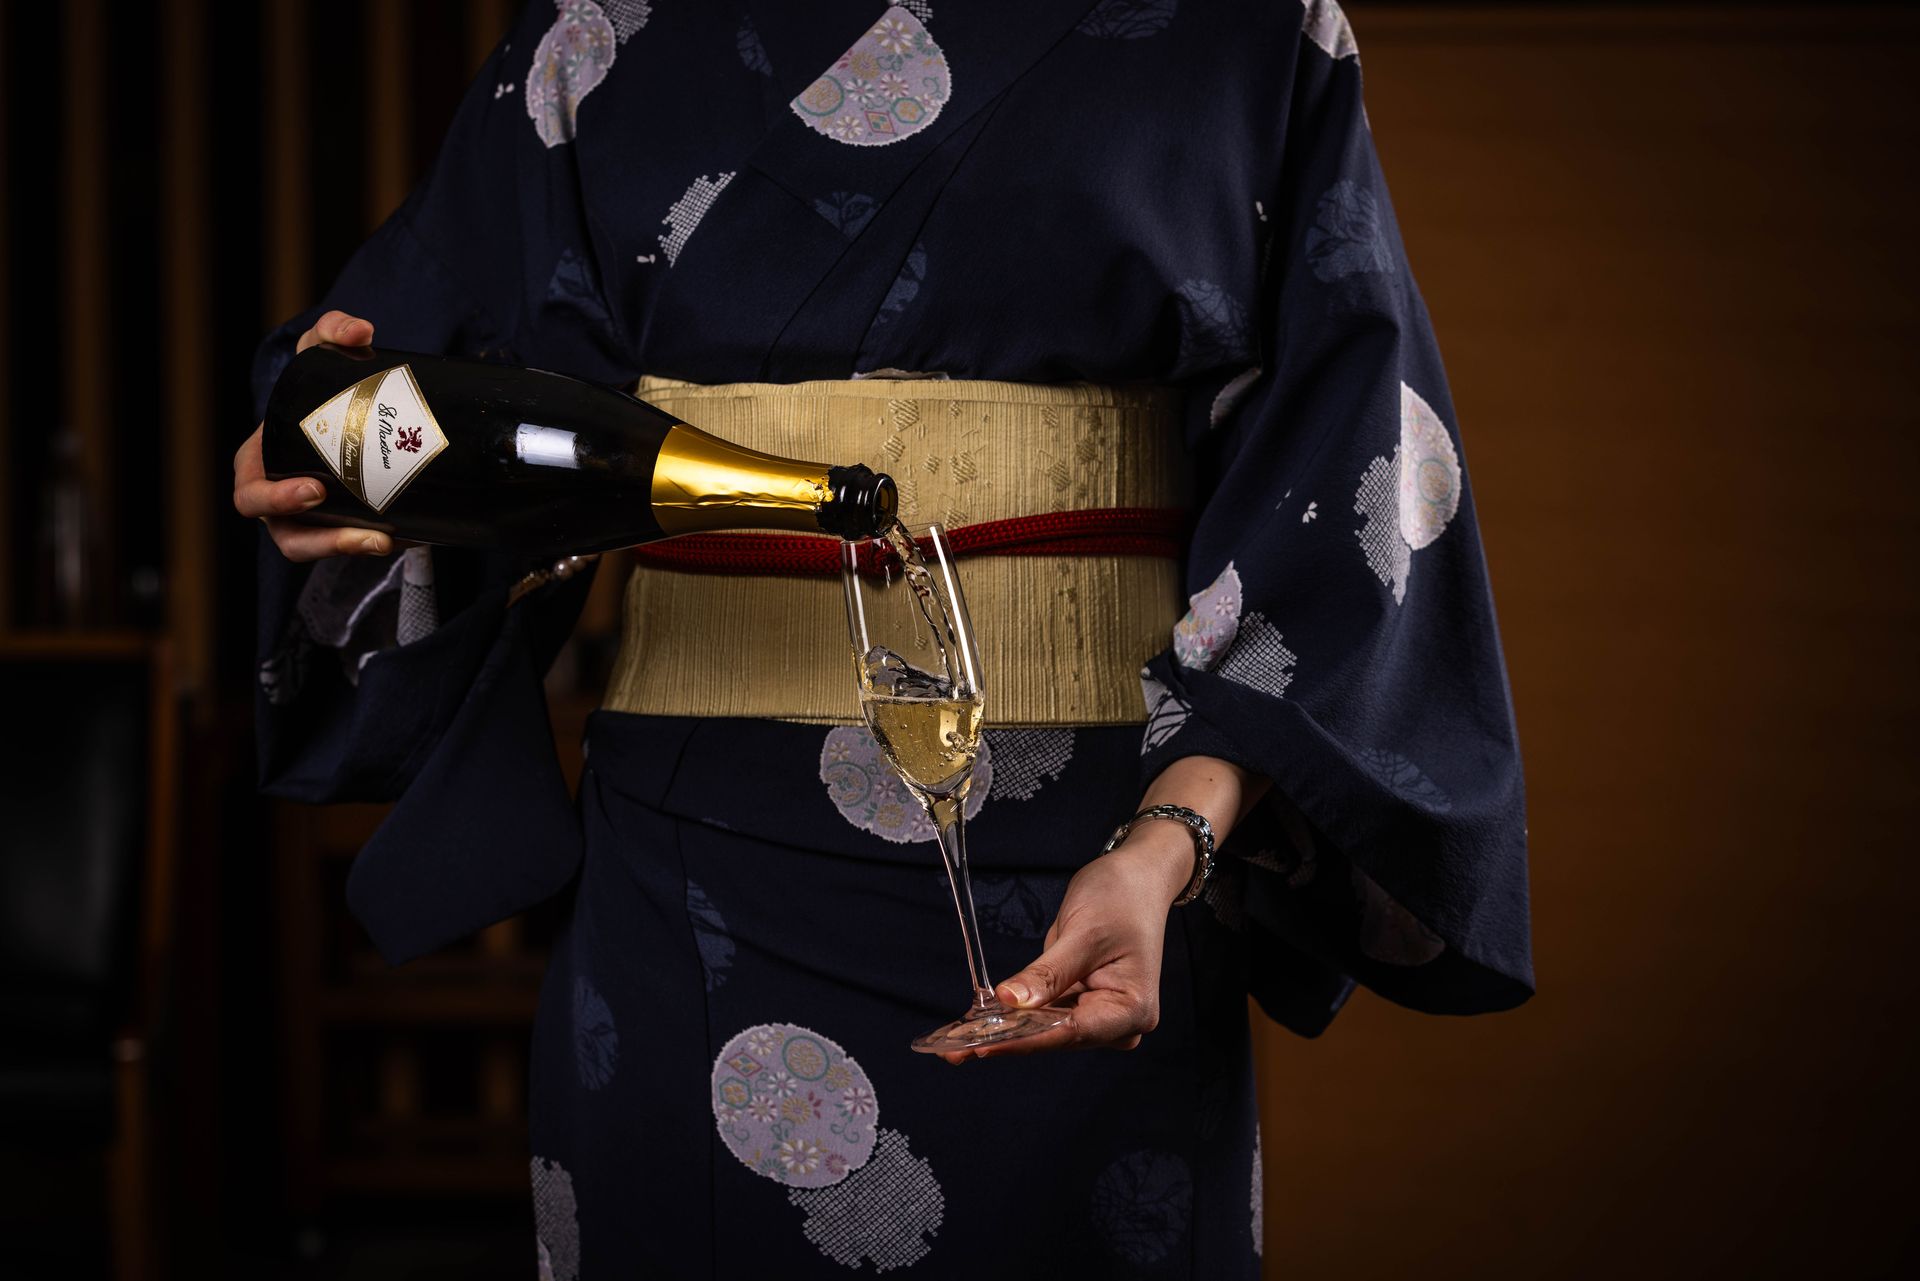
[629, 507, 1188, 578]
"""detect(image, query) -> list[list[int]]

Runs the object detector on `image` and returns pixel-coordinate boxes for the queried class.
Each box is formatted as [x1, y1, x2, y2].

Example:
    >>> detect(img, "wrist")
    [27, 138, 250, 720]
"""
[1110, 822, 1202, 906]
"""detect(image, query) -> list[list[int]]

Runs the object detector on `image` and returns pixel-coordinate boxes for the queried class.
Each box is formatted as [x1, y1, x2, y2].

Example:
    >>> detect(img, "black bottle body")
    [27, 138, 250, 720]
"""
[262, 344, 896, 560]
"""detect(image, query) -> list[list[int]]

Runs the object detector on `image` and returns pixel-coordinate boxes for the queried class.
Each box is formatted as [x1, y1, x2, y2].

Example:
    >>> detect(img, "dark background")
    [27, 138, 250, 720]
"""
[1, 2, 1915, 1278]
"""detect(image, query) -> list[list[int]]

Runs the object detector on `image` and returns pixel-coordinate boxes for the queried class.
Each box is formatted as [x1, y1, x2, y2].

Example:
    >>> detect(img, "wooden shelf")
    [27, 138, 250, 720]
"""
[0, 629, 158, 659]
[325, 1152, 529, 1197]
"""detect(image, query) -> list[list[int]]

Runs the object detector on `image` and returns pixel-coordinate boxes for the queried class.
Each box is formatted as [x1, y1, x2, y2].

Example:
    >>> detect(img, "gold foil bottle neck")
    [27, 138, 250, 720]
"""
[650, 422, 837, 535]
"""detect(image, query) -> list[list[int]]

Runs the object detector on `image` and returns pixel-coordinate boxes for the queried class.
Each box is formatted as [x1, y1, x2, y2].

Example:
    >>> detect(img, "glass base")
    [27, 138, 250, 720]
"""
[909, 1001, 1074, 1054]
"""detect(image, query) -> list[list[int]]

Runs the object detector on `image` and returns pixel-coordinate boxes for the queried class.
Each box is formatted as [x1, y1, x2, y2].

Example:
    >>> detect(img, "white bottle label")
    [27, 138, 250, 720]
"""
[299, 364, 449, 513]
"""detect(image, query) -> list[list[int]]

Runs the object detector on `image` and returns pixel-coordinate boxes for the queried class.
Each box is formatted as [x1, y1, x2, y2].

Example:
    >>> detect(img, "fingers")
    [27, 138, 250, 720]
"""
[296, 309, 374, 353]
[234, 475, 325, 519]
[237, 315, 373, 565]
[233, 422, 329, 520]
[945, 990, 1156, 1063]
[994, 928, 1105, 1012]
[266, 522, 393, 563]
[1059, 988, 1158, 1046]
[233, 424, 265, 484]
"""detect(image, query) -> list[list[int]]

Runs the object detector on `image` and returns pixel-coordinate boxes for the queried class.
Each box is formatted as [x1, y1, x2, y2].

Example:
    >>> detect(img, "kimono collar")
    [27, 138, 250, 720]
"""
[645, 1, 1104, 381]
[741, 0, 1101, 210]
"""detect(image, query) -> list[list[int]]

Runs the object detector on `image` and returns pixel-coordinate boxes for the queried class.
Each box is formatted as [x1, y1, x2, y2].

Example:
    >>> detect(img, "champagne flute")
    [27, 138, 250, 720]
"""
[842, 523, 1075, 1053]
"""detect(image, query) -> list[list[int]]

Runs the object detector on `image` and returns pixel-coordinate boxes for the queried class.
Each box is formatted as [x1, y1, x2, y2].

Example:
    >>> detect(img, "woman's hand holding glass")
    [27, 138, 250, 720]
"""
[942, 754, 1269, 1063]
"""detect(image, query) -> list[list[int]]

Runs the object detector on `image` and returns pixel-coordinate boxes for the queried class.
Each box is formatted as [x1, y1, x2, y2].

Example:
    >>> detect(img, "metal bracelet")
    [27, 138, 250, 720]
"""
[1100, 803, 1216, 907]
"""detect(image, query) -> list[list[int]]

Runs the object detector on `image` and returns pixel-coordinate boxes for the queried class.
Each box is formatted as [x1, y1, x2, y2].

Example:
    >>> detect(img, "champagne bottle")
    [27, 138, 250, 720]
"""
[262, 343, 898, 558]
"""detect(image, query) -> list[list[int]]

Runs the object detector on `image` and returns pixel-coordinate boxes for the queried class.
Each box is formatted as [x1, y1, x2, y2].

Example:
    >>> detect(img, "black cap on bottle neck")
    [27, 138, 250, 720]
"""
[818, 464, 899, 540]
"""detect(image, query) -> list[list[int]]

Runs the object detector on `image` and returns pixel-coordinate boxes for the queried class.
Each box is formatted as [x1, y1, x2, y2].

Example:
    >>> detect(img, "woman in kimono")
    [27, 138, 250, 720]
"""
[233, 2, 1531, 1275]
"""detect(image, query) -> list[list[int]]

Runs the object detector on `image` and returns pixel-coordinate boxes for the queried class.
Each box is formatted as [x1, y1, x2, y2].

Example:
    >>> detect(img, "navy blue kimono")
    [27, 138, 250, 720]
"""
[251, 3, 1531, 1275]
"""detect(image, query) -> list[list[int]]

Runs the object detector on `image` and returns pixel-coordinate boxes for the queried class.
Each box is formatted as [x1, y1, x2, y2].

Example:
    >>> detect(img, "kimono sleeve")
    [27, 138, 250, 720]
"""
[1143, 23, 1533, 1025]
[247, 0, 619, 804]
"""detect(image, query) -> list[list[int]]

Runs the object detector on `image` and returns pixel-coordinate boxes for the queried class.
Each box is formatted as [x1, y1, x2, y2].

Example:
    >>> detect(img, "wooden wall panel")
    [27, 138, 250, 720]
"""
[262, 0, 312, 330]
[1254, 7, 1919, 1279]
[59, 0, 112, 619]
[161, 0, 213, 702]
[467, 0, 511, 75]
[364, 0, 411, 231]
[0, 3, 10, 628]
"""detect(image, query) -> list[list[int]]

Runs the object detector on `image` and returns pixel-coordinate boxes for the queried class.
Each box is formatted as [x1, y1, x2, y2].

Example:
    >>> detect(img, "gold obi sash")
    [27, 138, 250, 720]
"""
[602, 376, 1189, 727]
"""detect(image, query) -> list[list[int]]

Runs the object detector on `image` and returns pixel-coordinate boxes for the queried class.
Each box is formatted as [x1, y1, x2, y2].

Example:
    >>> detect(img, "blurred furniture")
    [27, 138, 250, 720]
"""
[0, 633, 177, 1281]
[274, 802, 548, 1211]
[272, 566, 619, 1220]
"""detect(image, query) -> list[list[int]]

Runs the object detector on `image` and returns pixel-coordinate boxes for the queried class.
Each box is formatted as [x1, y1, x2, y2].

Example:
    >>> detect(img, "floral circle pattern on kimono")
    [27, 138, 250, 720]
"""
[1173, 279, 1256, 377]
[1354, 382, 1463, 602]
[1397, 382, 1462, 550]
[1174, 561, 1244, 670]
[685, 880, 735, 991]
[712, 1023, 879, 1189]
[791, 6, 950, 148]
[1302, 0, 1360, 62]
[1356, 747, 1453, 813]
[967, 872, 1069, 939]
[736, 16, 773, 76]
[1092, 1148, 1194, 1265]
[820, 726, 991, 843]
[524, 0, 617, 149]
[1077, 0, 1181, 41]
[1306, 179, 1394, 283]
[571, 976, 619, 1091]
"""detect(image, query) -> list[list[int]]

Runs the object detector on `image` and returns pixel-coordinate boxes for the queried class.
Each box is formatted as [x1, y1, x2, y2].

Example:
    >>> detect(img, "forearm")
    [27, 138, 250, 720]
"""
[1108, 754, 1272, 905]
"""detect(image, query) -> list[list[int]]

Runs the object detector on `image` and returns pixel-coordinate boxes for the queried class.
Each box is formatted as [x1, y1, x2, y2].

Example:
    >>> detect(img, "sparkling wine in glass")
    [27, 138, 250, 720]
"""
[842, 523, 1074, 1053]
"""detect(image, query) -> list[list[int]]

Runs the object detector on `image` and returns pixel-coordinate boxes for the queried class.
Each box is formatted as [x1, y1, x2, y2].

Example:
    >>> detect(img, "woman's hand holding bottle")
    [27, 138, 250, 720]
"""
[233, 310, 392, 561]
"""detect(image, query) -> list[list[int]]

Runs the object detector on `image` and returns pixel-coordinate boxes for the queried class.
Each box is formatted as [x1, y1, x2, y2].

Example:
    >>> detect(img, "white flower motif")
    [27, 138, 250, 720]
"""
[779, 1137, 825, 1177]
[530, 1158, 581, 1281]
[840, 1085, 876, 1117]
[789, 1129, 945, 1271]
[747, 1094, 779, 1124]
[766, 1070, 799, 1097]
[746, 1027, 779, 1056]
[878, 72, 912, 99]
[1140, 668, 1192, 755]
[657, 171, 735, 267]
[831, 113, 865, 140]
[845, 76, 884, 106]
[870, 16, 914, 53]
[1302, 501, 1318, 523]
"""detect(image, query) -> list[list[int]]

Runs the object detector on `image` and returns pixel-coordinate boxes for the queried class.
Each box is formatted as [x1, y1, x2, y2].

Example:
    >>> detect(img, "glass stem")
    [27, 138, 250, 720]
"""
[928, 794, 998, 1015]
